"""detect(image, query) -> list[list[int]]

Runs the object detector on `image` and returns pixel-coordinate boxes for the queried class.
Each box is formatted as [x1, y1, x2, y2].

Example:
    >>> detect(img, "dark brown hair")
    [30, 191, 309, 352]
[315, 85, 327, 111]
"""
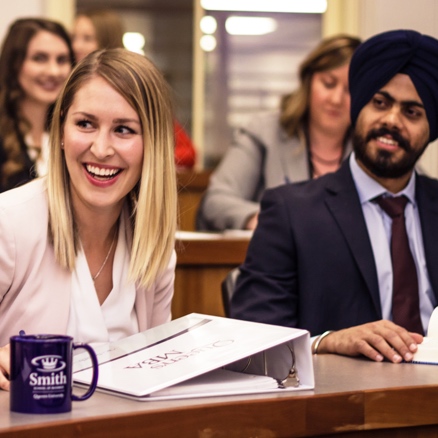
[0, 18, 74, 188]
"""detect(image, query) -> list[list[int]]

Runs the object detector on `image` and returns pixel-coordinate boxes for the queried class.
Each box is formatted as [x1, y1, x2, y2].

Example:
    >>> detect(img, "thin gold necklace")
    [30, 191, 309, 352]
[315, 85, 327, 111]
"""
[92, 228, 117, 282]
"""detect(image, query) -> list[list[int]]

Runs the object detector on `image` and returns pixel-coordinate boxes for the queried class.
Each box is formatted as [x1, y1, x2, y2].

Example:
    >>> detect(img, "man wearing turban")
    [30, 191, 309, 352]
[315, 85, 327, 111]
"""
[230, 30, 438, 363]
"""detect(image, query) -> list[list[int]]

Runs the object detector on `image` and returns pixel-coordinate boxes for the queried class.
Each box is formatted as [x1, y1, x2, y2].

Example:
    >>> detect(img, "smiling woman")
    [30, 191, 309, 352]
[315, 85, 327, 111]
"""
[63, 75, 144, 224]
[0, 49, 178, 391]
[0, 18, 75, 193]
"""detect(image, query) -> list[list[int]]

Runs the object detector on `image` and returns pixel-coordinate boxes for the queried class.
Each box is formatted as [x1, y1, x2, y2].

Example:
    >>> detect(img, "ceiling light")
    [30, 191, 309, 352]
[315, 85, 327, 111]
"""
[201, 0, 327, 14]
[226, 17, 278, 36]
[200, 35, 217, 52]
[123, 32, 145, 55]
[200, 16, 218, 34]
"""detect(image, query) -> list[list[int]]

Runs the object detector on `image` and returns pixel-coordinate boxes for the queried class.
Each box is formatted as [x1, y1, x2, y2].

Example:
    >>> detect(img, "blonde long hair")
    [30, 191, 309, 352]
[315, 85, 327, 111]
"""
[280, 34, 361, 139]
[47, 48, 177, 288]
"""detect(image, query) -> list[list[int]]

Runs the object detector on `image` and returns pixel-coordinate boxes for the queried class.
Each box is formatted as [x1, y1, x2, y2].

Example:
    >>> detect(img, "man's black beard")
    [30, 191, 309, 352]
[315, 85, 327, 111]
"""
[353, 127, 428, 179]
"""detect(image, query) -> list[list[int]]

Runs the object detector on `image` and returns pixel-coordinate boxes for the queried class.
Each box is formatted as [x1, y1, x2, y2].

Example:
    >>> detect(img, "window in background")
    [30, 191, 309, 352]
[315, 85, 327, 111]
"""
[200, 11, 322, 167]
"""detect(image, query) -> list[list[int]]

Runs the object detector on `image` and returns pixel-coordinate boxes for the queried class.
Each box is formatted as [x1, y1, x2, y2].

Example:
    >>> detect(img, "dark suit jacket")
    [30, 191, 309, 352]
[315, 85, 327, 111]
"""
[230, 159, 438, 336]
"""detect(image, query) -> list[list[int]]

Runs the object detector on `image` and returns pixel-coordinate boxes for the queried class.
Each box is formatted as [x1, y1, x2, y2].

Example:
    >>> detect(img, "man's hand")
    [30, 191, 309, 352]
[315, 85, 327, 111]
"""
[0, 344, 10, 391]
[316, 320, 423, 363]
[245, 213, 259, 230]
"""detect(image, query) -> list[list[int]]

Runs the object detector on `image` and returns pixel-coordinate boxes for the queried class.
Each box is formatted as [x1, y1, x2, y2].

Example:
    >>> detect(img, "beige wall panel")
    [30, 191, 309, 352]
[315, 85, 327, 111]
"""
[0, 0, 75, 46]
[0, 0, 44, 44]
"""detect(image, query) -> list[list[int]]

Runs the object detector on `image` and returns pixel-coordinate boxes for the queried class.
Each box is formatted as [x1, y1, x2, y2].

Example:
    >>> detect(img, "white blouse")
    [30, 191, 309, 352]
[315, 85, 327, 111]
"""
[25, 132, 49, 177]
[66, 215, 139, 343]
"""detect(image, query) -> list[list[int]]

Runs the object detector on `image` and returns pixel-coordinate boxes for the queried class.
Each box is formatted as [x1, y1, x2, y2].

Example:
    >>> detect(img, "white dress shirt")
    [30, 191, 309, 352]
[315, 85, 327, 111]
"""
[350, 153, 436, 331]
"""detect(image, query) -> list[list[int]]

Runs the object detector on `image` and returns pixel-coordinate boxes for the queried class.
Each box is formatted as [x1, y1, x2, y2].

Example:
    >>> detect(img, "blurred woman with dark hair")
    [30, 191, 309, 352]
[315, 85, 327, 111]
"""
[0, 18, 74, 192]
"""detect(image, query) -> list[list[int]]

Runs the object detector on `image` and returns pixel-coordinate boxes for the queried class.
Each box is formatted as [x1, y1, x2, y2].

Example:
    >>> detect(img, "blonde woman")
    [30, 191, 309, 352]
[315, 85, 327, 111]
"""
[0, 49, 177, 390]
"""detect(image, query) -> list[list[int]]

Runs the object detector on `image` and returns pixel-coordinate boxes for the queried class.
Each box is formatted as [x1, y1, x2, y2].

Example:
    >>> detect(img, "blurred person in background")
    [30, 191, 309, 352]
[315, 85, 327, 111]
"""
[197, 34, 361, 231]
[0, 18, 75, 193]
[72, 9, 124, 63]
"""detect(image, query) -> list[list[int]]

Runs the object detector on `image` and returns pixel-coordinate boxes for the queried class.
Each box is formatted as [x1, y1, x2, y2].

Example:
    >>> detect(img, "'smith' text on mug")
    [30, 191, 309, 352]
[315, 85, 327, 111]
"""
[29, 372, 68, 386]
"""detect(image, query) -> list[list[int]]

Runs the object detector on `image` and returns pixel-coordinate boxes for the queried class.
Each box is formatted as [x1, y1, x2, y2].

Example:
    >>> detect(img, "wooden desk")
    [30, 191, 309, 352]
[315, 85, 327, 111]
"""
[177, 170, 211, 231]
[173, 232, 251, 318]
[2, 355, 438, 437]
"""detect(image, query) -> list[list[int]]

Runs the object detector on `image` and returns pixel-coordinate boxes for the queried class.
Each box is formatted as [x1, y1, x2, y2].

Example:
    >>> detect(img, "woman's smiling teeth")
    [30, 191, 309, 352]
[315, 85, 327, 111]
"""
[38, 79, 61, 91]
[85, 164, 121, 180]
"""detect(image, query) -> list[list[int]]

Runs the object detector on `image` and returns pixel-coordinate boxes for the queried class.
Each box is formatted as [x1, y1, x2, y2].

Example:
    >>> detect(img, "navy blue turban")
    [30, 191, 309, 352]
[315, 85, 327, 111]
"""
[349, 29, 438, 142]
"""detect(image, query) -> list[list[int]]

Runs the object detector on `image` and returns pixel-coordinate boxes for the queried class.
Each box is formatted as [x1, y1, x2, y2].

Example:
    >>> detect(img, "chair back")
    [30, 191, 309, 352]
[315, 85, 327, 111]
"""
[221, 268, 240, 317]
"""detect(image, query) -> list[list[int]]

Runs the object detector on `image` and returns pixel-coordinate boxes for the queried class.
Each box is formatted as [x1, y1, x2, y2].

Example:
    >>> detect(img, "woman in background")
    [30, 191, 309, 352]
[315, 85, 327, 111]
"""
[72, 9, 124, 62]
[197, 34, 361, 231]
[0, 48, 178, 390]
[72, 9, 196, 169]
[0, 18, 74, 193]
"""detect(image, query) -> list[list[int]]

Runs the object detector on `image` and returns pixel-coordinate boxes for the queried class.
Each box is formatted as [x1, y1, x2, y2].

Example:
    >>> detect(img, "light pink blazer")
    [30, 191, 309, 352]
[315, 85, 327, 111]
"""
[0, 179, 175, 346]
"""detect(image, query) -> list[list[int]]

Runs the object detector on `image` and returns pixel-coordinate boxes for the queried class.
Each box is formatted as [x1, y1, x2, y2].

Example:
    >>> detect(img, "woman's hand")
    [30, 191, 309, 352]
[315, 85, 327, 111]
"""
[0, 344, 10, 390]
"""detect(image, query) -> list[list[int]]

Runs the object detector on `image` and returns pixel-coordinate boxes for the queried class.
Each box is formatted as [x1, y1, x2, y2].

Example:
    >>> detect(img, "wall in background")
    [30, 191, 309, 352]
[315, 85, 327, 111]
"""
[0, 0, 75, 43]
[0, 0, 44, 44]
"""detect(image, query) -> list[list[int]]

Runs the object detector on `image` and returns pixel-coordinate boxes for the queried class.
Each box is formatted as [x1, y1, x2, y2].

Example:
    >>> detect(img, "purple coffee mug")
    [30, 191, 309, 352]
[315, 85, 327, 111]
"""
[10, 334, 99, 414]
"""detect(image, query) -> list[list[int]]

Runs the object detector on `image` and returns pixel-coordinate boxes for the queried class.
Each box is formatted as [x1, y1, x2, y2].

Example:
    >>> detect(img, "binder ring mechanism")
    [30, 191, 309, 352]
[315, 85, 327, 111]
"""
[235, 343, 300, 388]
[279, 344, 300, 388]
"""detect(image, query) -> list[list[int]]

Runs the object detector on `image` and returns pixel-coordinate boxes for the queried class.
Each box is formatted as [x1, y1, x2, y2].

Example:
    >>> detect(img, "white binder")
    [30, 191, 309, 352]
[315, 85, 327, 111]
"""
[73, 313, 314, 401]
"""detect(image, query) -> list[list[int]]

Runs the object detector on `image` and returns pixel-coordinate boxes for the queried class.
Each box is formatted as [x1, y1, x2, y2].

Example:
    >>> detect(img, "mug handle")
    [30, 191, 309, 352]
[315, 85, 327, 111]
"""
[72, 343, 99, 401]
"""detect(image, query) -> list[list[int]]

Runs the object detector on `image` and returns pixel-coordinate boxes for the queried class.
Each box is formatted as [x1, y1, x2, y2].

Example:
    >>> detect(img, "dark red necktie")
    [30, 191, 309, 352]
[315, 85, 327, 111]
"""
[375, 195, 423, 334]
